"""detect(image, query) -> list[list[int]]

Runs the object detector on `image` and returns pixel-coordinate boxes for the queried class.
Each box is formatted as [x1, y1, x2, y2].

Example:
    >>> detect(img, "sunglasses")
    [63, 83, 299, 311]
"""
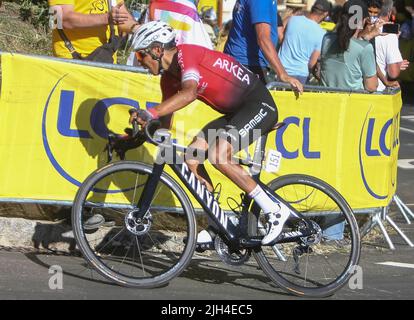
[135, 49, 151, 62]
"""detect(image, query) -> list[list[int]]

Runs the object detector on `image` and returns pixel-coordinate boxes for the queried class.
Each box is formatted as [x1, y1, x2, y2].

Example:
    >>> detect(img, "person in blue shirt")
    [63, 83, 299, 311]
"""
[224, 0, 303, 92]
[278, 0, 331, 84]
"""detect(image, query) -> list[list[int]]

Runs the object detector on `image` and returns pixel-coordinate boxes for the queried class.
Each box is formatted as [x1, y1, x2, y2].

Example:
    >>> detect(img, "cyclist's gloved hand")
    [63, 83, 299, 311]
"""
[129, 108, 159, 127]
[129, 108, 139, 125]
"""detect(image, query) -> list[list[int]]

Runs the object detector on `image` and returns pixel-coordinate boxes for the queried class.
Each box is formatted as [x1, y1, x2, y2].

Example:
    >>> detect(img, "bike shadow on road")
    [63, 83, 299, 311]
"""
[25, 227, 177, 289]
[178, 257, 293, 297]
[22, 250, 297, 296]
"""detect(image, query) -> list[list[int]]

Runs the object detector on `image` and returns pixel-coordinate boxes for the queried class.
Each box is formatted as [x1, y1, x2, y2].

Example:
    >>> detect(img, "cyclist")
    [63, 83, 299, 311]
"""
[130, 21, 290, 247]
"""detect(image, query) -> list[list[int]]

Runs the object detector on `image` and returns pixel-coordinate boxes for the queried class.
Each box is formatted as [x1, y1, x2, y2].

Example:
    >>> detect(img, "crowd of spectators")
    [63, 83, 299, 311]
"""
[277, 0, 411, 92]
[278, 0, 331, 85]
[47, 0, 413, 93]
[320, 0, 380, 91]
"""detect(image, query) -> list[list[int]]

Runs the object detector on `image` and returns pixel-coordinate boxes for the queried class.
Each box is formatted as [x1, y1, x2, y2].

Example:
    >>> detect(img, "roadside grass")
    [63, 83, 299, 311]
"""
[0, 2, 51, 56]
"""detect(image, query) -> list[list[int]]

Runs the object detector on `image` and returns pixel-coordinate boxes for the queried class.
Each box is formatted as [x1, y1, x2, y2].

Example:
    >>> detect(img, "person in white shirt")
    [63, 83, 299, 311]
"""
[375, 0, 410, 91]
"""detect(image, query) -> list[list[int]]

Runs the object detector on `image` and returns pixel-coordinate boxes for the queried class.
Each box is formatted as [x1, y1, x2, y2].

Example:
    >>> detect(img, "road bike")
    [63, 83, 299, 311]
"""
[72, 120, 361, 297]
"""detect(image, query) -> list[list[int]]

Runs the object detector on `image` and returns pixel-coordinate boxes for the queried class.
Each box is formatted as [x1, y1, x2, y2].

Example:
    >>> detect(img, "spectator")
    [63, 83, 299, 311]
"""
[278, 0, 332, 85]
[375, 0, 409, 91]
[319, 0, 381, 244]
[330, 4, 344, 24]
[47, 1, 137, 228]
[127, 0, 213, 66]
[48, 0, 130, 63]
[148, 0, 212, 48]
[364, 0, 384, 21]
[404, 0, 414, 16]
[200, 6, 220, 45]
[394, 0, 414, 39]
[320, 0, 379, 92]
[282, 1, 307, 27]
[224, 0, 303, 91]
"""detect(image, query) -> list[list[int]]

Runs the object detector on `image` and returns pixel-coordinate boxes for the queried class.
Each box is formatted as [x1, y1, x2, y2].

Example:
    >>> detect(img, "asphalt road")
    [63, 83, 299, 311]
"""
[0, 237, 413, 300]
[0, 105, 413, 301]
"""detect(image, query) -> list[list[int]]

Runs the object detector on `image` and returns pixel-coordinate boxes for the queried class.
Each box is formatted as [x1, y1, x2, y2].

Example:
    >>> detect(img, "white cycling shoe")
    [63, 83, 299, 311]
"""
[261, 208, 291, 245]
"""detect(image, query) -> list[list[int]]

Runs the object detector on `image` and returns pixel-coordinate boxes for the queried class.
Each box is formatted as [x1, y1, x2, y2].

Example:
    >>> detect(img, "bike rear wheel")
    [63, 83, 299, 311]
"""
[249, 174, 361, 297]
[72, 161, 197, 288]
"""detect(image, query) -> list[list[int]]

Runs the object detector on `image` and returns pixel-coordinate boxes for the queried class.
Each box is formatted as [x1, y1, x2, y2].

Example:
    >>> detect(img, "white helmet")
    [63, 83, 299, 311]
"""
[131, 21, 176, 51]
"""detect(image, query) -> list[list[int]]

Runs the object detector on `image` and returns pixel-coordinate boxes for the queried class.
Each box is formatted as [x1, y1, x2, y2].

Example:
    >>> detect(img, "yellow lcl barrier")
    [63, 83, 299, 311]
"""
[0, 53, 401, 211]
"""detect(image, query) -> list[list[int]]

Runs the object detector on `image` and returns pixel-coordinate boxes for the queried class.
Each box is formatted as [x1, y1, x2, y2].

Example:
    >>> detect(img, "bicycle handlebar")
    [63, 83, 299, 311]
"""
[144, 120, 162, 145]
[130, 118, 163, 146]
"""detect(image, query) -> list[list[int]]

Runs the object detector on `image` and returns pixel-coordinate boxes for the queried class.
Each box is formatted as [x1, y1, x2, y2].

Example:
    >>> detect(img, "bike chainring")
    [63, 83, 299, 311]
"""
[214, 236, 251, 266]
[125, 210, 153, 236]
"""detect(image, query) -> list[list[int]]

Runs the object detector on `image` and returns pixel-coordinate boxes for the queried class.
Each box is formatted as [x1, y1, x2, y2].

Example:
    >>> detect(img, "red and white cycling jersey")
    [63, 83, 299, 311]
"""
[161, 44, 260, 113]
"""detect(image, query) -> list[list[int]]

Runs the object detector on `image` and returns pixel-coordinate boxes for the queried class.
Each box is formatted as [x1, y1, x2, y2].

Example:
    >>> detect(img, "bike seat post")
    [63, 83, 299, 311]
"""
[250, 134, 268, 177]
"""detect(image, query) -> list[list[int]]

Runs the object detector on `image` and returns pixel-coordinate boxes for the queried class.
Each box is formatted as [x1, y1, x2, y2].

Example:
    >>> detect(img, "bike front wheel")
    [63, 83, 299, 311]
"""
[249, 174, 361, 298]
[72, 161, 197, 288]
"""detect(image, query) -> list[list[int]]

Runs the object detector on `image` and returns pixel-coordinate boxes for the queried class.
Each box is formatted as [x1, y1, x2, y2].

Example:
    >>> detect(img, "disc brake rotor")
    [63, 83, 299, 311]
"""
[125, 210, 153, 236]
[300, 221, 322, 246]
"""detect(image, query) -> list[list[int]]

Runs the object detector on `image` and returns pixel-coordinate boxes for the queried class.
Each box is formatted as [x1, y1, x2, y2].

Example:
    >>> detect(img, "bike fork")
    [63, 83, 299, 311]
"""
[135, 162, 166, 215]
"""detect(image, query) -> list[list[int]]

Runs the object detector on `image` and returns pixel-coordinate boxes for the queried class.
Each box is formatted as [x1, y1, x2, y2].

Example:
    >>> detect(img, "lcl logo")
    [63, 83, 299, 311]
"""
[359, 111, 399, 200]
[56, 90, 157, 139]
[275, 116, 321, 160]
[42, 76, 158, 187]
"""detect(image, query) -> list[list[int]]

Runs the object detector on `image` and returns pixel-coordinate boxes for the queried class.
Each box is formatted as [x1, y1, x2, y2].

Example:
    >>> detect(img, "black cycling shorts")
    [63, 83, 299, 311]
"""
[197, 82, 278, 153]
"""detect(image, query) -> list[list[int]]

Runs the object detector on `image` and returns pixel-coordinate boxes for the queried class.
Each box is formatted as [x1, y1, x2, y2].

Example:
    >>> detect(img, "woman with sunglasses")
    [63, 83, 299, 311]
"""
[130, 21, 290, 249]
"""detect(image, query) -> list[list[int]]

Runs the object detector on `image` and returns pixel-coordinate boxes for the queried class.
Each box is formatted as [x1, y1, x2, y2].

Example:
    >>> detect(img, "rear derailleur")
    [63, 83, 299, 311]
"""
[292, 221, 322, 275]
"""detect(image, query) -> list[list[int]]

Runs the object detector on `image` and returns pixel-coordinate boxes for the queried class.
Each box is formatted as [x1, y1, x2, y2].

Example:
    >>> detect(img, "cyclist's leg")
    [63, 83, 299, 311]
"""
[209, 139, 257, 192]
[208, 86, 290, 244]
[185, 136, 214, 192]
[208, 84, 277, 194]
[185, 115, 230, 192]
[184, 116, 230, 250]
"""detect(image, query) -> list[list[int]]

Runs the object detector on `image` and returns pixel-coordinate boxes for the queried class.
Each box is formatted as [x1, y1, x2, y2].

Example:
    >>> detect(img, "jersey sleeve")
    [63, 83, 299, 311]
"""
[250, 0, 272, 24]
[177, 45, 204, 85]
[385, 35, 403, 65]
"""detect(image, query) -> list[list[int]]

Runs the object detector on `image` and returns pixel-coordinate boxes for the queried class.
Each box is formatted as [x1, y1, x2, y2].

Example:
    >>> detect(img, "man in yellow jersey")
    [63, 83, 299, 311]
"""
[48, 0, 135, 63]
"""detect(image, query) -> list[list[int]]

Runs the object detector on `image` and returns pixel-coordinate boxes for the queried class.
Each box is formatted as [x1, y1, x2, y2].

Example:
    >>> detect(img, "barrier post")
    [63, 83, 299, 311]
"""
[393, 195, 414, 223]
[363, 204, 414, 250]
